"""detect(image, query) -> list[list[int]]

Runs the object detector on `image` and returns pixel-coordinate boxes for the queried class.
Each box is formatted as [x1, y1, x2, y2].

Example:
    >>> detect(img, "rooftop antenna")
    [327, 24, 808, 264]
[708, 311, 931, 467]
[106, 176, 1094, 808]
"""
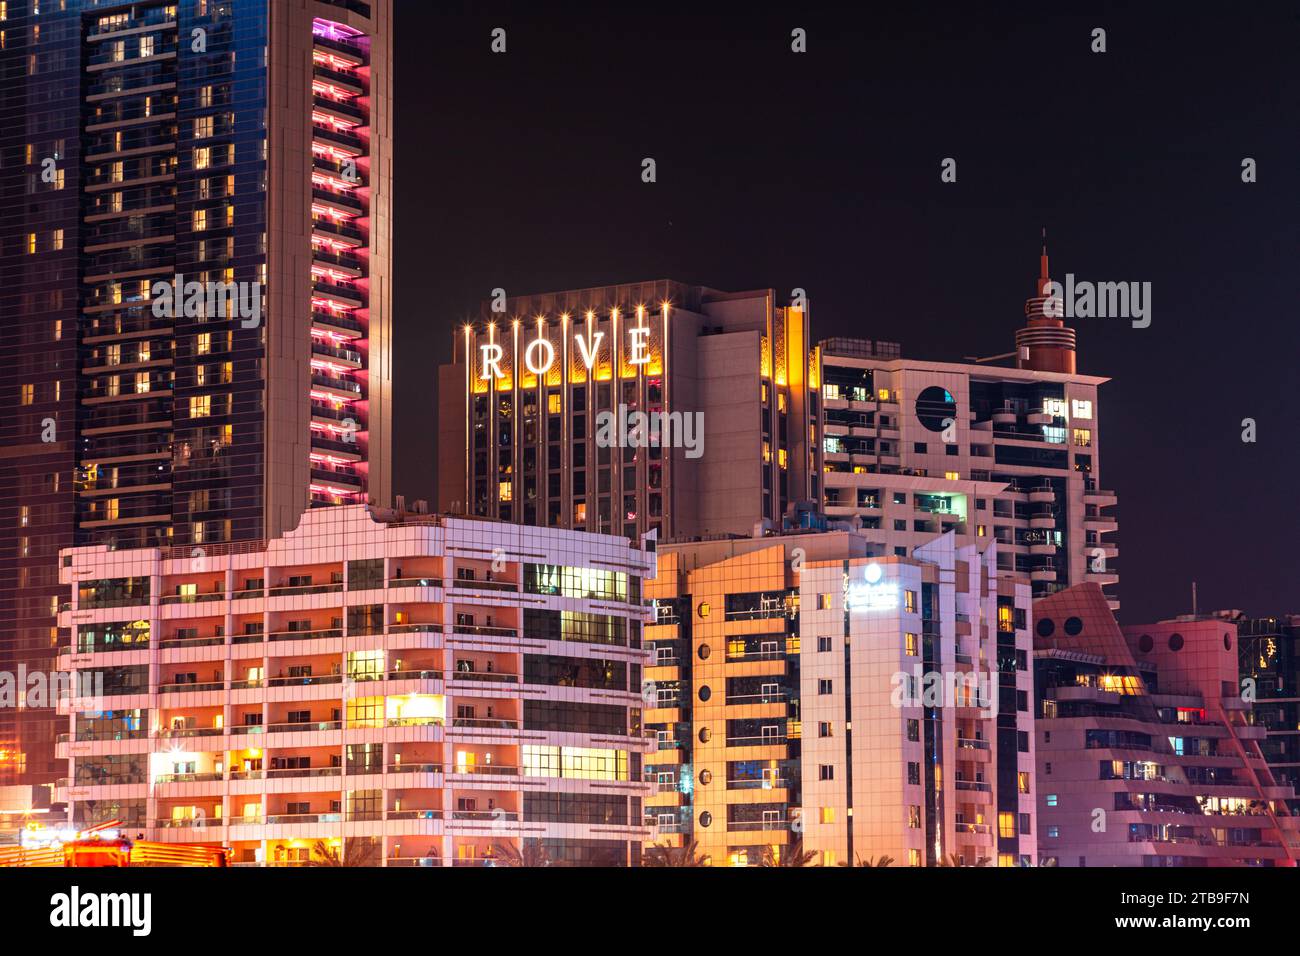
[1191, 581, 1198, 617]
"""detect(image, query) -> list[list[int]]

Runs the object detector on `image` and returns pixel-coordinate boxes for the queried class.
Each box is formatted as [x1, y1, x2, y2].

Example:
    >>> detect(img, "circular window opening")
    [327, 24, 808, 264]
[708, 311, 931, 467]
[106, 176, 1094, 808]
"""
[1064, 617, 1083, 636]
[1138, 634, 1154, 653]
[698, 643, 711, 661]
[1224, 633, 1233, 651]
[1168, 633, 1185, 652]
[915, 385, 958, 433]
[696, 602, 711, 619]
[698, 769, 712, 786]
[698, 727, 711, 744]
[699, 685, 711, 702]
[1036, 618, 1056, 638]
[699, 811, 713, 828]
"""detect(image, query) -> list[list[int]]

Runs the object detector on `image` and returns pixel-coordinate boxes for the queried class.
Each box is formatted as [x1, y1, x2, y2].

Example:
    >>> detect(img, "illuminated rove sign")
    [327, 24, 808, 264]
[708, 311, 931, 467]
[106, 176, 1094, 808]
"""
[473, 305, 667, 382]
[844, 562, 899, 612]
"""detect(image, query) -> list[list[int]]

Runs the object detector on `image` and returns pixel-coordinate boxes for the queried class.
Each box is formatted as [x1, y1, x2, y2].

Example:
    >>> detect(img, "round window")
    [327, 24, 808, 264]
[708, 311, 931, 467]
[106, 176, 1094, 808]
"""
[698, 727, 711, 744]
[1036, 618, 1056, 638]
[1138, 634, 1154, 653]
[1169, 633, 1185, 652]
[699, 685, 712, 702]
[699, 811, 713, 828]
[697, 602, 711, 619]
[698, 643, 711, 660]
[1223, 632, 1233, 651]
[699, 769, 712, 786]
[915, 385, 958, 433]
[1064, 616, 1083, 636]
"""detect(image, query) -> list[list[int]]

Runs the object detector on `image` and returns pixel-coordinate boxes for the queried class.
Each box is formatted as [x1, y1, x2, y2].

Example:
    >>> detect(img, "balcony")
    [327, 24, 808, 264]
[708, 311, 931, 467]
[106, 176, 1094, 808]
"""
[267, 720, 343, 734]
[268, 582, 343, 598]
[312, 372, 363, 397]
[267, 628, 344, 643]
[450, 624, 518, 638]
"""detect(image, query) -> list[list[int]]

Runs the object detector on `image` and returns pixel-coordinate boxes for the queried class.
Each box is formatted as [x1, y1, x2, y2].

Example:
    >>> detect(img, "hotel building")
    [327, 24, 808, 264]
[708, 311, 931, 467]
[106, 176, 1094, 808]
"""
[1033, 584, 1298, 866]
[1, 0, 392, 789]
[436, 279, 818, 541]
[818, 246, 1119, 610]
[644, 520, 1037, 866]
[436, 254, 1119, 611]
[53, 504, 654, 866]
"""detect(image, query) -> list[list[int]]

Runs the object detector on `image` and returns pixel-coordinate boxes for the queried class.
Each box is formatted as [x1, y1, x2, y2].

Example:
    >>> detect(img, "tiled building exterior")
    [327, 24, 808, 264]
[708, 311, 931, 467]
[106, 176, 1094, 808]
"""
[55, 504, 654, 865]
[1034, 584, 1298, 866]
[645, 524, 1036, 866]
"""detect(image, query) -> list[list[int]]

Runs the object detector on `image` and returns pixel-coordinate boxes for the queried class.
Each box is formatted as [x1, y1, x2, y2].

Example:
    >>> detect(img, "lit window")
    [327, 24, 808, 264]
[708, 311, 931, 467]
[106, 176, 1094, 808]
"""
[1043, 398, 1067, 418]
[190, 395, 211, 418]
[904, 590, 917, 613]
[196, 333, 211, 355]
[1071, 399, 1092, 419]
[139, 35, 154, 57]
[193, 208, 207, 231]
[944, 470, 959, 480]
[1018, 771, 1030, 794]
[547, 393, 561, 414]
[820, 807, 835, 824]
[52, 227, 63, 250]
[1045, 794, 1058, 807]
[818, 593, 833, 610]
[26, 232, 35, 254]
[1072, 428, 1092, 447]
[194, 147, 210, 170]
[999, 811, 1016, 838]
[194, 115, 213, 138]
[498, 481, 512, 503]
[19, 383, 34, 405]
[905, 632, 918, 656]
[877, 388, 890, 401]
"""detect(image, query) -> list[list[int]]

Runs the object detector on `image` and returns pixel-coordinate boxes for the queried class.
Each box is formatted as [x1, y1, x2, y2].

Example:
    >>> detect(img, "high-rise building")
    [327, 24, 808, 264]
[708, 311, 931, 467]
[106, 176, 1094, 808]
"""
[0, 0, 393, 789]
[436, 280, 817, 541]
[55, 504, 654, 866]
[818, 247, 1119, 610]
[644, 518, 1036, 866]
[438, 256, 1120, 609]
[1033, 584, 1298, 866]
[1162, 610, 1300, 800]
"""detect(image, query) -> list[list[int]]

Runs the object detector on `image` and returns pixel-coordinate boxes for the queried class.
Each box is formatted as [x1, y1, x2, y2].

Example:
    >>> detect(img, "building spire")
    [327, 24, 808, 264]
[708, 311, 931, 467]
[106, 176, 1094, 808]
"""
[1017, 227, 1077, 374]
[1039, 227, 1050, 293]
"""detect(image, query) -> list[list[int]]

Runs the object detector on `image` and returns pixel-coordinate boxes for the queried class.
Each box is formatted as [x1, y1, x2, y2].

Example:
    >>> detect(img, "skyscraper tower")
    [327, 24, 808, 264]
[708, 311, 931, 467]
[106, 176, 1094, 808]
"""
[0, 0, 393, 789]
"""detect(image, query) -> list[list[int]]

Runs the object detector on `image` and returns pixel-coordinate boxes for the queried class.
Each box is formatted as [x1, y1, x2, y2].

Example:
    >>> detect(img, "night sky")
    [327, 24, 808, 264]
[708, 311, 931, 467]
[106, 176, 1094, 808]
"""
[391, 1, 1299, 624]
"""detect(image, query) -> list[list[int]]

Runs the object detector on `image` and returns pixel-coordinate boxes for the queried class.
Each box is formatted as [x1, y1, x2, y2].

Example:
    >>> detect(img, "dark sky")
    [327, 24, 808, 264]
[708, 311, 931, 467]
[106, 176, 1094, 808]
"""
[391, 1, 1299, 625]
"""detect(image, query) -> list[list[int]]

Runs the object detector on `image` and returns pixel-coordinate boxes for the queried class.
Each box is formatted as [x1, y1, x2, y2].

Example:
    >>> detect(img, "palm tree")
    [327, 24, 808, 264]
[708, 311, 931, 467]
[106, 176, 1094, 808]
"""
[488, 840, 551, 867]
[304, 838, 380, 867]
[642, 839, 709, 867]
[758, 839, 818, 867]
[855, 854, 895, 867]
[936, 853, 990, 867]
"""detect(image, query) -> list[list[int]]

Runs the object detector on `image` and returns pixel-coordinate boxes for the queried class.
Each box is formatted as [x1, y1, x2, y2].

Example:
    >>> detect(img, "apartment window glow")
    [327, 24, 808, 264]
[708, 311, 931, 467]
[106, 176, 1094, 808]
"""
[1072, 399, 1093, 419]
